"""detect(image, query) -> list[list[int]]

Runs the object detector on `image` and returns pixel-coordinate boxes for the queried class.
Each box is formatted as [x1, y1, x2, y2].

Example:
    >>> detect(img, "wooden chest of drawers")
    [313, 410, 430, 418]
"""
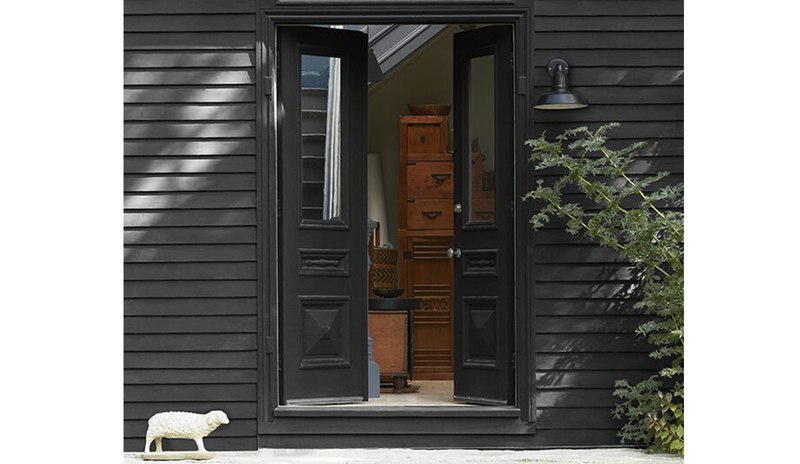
[398, 115, 453, 380]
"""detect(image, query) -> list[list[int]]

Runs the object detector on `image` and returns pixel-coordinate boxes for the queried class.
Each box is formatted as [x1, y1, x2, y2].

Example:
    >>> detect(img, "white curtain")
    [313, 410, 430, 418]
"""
[322, 26, 343, 220]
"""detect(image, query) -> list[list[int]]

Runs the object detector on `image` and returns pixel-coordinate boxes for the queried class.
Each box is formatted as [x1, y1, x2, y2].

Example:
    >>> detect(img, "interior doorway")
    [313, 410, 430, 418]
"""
[276, 23, 515, 408]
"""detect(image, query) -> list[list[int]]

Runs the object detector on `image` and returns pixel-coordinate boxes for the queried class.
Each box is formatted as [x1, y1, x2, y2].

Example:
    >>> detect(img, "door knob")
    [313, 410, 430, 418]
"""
[453, 203, 462, 213]
[446, 248, 462, 259]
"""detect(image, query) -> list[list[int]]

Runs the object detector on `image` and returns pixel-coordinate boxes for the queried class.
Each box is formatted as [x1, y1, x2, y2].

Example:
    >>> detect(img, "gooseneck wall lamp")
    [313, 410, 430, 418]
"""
[534, 58, 589, 110]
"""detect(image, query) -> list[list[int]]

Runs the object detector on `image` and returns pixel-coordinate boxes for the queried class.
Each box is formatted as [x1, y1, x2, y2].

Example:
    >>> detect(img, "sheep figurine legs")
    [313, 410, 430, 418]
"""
[142, 410, 229, 461]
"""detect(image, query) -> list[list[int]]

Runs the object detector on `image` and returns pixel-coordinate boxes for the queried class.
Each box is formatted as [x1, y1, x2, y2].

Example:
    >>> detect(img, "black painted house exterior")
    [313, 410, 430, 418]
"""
[124, 0, 683, 451]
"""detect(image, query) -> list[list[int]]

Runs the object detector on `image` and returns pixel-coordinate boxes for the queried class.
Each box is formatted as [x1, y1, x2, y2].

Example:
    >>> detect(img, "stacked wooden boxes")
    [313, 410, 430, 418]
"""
[398, 115, 454, 380]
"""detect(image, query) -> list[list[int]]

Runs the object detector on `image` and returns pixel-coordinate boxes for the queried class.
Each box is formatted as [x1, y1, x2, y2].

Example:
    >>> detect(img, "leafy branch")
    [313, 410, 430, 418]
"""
[525, 123, 684, 454]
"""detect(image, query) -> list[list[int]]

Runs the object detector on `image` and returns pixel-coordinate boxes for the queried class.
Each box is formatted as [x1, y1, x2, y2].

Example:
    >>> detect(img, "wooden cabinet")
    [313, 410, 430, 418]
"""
[398, 116, 453, 380]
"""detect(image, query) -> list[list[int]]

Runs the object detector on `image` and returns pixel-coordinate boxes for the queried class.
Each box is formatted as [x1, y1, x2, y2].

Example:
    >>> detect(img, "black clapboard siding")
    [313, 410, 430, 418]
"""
[124, 281, 257, 298]
[125, 87, 257, 104]
[125, 437, 257, 452]
[125, 32, 255, 50]
[534, 49, 682, 67]
[535, 15, 683, 32]
[124, 228, 257, 245]
[125, 70, 255, 86]
[535, 300, 640, 317]
[125, 158, 256, 174]
[124, 210, 256, 227]
[534, 68, 683, 86]
[536, 408, 623, 429]
[125, 316, 257, 333]
[537, 389, 619, 408]
[124, 192, 256, 208]
[125, 140, 256, 156]
[535, 32, 682, 49]
[124, 0, 253, 15]
[536, 353, 662, 371]
[126, 334, 257, 351]
[124, 384, 256, 402]
[125, 401, 257, 418]
[124, 175, 257, 192]
[125, 122, 256, 139]
[536, 0, 683, 16]
[536, 370, 654, 389]
[125, 51, 255, 68]
[125, 104, 257, 121]
[125, 352, 257, 369]
[124, 0, 258, 452]
[125, 262, 256, 281]
[125, 298, 257, 316]
[533, 122, 683, 139]
[536, 334, 651, 353]
[124, 15, 255, 32]
[531, 0, 682, 441]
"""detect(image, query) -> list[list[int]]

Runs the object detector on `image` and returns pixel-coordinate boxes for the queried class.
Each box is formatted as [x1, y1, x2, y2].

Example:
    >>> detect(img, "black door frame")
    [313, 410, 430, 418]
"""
[256, 1, 537, 436]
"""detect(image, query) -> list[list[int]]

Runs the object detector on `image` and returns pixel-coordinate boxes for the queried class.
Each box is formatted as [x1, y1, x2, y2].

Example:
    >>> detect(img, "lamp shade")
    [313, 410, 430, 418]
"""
[367, 153, 388, 243]
[534, 58, 588, 110]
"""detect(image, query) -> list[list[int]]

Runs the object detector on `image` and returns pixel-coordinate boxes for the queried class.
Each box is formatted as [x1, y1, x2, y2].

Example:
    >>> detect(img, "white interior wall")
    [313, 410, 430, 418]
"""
[367, 26, 459, 247]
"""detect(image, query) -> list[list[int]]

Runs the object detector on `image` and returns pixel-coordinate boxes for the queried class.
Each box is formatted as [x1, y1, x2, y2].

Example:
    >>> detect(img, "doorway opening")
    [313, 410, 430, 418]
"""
[277, 23, 515, 409]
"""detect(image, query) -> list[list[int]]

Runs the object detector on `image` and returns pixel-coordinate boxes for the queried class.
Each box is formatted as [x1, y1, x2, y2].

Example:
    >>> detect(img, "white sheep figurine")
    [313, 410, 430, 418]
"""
[144, 410, 229, 454]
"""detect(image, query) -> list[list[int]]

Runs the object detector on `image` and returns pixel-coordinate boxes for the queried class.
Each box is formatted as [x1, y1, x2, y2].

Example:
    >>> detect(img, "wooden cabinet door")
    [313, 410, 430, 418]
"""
[404, 235, 453, 379]
[452, 25, 515, 405]
[278, 26, 367, 404]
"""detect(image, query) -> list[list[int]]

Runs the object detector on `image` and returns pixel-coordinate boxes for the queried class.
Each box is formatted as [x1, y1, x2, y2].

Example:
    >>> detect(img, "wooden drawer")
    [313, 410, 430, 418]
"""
[471, 196, 496, 223]
[407, 199, 453, 230]
[407, 161, 453, 199]
[407, 124, 444, 155]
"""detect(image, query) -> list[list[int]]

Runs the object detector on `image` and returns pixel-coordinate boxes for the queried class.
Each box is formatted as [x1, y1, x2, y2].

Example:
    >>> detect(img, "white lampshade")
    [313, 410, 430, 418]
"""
[367, 153, 389, 244]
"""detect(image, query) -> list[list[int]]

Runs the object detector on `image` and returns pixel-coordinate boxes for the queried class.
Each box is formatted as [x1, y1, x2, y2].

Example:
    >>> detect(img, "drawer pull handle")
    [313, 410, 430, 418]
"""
[420, 134, 426, 143]
[421, 210, 442, 219]
[475, 211, 494, 219]
[430, 173, 451, 182]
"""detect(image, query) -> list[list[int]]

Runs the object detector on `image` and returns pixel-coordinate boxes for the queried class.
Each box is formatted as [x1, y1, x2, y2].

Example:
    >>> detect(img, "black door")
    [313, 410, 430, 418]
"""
[452, 26, 515, 405]
[278, 26, 368, 404]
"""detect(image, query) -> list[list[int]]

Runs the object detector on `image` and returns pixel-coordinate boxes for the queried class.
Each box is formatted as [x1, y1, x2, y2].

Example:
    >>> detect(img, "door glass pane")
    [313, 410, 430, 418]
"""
[301, 54, 342, 221]
[468, 54, 496, 224]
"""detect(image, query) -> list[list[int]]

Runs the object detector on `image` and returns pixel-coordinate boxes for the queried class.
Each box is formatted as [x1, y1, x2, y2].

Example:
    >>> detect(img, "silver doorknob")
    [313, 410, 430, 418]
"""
[454, 203, 462, 213]
[446, 248, 462, 259]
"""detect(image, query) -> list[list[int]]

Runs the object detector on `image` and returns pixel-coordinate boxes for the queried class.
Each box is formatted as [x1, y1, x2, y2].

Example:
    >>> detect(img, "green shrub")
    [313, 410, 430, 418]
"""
[525, 123, 684, 454]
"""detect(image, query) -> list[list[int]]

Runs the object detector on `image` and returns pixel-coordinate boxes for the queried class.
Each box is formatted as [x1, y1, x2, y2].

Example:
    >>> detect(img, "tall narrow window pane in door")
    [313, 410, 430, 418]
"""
[468, 54, 496, 224]
[301, 54, 342, 221]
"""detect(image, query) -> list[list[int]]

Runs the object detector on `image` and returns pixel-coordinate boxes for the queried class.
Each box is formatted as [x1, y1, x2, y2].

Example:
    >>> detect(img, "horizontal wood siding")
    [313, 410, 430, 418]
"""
[124, 0, 258, 452]
[122, 0, 682, 451]
[531, 0, 683, 447]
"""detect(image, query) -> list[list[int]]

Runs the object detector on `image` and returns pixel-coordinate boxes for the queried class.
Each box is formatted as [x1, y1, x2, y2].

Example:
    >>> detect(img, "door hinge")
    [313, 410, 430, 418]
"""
[511, 352, 516, 369]
[277, 199, 282, 218]
[265, 336, 276, 354]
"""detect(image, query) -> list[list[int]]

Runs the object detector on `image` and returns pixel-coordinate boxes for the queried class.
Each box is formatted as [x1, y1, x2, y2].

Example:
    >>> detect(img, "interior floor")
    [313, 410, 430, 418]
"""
[328, 381, 475, 407]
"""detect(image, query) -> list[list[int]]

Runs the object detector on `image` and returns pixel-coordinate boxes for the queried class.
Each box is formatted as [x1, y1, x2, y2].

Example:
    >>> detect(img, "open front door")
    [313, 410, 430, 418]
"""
[278, 26, 368, 404]
[452, 26, 515, 405]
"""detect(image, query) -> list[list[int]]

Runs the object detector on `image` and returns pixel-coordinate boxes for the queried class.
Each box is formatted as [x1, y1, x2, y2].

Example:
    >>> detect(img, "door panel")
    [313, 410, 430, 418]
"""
[278, 26, 368, 404]
[452, 26, 515, 406]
